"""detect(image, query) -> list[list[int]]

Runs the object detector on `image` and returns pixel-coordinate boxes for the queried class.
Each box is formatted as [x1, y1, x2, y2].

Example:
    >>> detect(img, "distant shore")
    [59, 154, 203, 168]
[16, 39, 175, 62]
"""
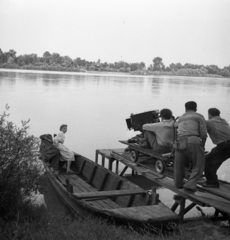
[0, 65, 228, 78]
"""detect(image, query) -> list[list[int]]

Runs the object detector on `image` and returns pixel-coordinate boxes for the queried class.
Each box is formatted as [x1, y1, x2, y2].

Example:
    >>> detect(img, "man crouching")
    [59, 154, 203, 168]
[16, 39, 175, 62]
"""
[139, 108, 175, 154]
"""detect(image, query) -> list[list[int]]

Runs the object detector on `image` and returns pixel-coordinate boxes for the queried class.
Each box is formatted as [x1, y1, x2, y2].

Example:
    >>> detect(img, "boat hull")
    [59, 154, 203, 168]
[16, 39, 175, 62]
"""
[44, 153, 179, 230]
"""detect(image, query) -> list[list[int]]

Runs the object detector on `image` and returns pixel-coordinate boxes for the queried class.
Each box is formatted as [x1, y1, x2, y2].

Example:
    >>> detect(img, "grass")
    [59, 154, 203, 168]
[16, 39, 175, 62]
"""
[1, 200, 230, 240]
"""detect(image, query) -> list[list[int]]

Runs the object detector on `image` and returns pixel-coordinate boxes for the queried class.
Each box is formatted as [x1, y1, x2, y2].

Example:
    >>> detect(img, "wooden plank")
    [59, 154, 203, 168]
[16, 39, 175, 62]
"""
[103, 204, 178, 222]
[57, 174, 112, 209]
[69, 173, 133, 209]
[73, 186, 85, 193]
[72, 156, 86, 170]
[96, 148, 125, 159]
[103, 174, 123, 191]
[73, 189, 146, 199]
[99, 172, 110, 191]
[64, 174, 131, 210]
[82, 161, 96, 180]
[69, 175, 96, 191]
[76, 160, 86, 175]
[91, 167, 108, 190]
[86, 198, 122, 210]
[68, 175, 120, 209]
[194, 191, 230, 204]
[88, 165, 98, 184]
[57, 175, 67, 185]
[197, 184, 230, 202]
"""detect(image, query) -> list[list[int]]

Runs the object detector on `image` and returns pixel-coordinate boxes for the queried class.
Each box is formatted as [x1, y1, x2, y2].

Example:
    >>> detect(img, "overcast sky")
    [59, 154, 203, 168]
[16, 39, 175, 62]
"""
[0, 0, 229, 68]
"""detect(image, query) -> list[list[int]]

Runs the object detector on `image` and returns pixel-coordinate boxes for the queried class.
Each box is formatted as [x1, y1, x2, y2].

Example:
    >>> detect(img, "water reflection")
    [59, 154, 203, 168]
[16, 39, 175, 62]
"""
[0, 71, 17, 86]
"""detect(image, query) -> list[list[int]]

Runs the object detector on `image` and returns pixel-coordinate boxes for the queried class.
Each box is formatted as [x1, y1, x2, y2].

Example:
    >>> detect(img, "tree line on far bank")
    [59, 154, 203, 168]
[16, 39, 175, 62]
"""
[0, 48, 229, 78]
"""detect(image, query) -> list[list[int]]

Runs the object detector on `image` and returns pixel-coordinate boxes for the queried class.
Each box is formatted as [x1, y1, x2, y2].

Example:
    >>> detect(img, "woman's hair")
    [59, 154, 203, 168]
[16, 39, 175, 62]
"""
[60, 124, 67, 131]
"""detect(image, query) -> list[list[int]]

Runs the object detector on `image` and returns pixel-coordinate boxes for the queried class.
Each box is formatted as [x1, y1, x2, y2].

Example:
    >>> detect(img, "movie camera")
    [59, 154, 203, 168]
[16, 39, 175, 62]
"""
[126, 110, 160, 132]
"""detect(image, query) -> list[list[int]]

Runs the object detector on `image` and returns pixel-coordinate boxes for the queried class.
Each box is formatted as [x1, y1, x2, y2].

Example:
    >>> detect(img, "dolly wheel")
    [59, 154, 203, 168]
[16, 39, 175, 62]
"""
[130, 150, 139, 162]
[155, 160, 166, 174]
[185, 160, 193, 171]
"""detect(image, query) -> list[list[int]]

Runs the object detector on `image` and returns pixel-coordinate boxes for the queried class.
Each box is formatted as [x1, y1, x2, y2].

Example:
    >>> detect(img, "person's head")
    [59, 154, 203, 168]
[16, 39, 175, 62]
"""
[208, 108, 220, 119]
[185, 101, 197, 112]
[60, 124, 68, 133]
[160, 109, 172, 120]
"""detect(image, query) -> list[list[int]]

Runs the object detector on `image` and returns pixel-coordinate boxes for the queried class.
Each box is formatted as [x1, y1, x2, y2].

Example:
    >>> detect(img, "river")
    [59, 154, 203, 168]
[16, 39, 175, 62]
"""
[1, 69, 230, 216]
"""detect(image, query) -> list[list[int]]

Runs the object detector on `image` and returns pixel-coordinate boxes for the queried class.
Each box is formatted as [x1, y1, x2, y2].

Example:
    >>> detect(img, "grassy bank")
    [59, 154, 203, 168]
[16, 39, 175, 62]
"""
[1, 204, 229, 240]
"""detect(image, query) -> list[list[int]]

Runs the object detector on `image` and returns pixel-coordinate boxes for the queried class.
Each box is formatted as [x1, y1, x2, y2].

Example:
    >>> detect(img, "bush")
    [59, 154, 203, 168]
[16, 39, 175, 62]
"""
[0, 105, 46, 221]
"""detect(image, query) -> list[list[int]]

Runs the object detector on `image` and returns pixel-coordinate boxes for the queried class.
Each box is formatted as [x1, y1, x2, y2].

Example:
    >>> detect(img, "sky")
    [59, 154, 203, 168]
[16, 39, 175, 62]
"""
[0, 0, 230, 68]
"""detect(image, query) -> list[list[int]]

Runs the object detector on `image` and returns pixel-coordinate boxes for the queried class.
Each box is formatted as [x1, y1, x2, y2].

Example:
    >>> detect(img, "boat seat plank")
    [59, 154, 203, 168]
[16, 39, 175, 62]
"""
[57, 174, 124, 209]
[57, 175, 109, 209]
[72, 181, 117, 209]
[59, 175, 113, 209]
[65, 178, 113, 209]
[69, 175, 146, 209]
[73, 189, 146, 199]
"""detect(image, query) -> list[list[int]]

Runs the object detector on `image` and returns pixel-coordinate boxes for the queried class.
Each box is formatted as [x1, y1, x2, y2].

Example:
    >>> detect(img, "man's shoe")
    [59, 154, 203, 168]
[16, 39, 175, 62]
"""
[202, 183, 219, 188]
[198, 177, 207, 184]
[184, 187, 196, 193]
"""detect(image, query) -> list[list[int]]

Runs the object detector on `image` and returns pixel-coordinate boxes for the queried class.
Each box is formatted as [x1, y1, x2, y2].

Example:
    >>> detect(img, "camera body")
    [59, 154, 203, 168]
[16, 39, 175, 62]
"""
[126, 110, 160, 132]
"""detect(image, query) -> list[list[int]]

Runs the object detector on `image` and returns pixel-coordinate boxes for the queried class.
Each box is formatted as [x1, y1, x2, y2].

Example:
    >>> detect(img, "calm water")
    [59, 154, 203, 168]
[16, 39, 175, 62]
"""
[1, 69, 230, 216]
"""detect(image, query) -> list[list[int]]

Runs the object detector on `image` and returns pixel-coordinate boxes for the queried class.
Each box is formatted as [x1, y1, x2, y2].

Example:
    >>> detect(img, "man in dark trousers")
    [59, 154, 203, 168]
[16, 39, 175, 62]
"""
[203, 108, 230, 188]
[174, 101, 207, 193]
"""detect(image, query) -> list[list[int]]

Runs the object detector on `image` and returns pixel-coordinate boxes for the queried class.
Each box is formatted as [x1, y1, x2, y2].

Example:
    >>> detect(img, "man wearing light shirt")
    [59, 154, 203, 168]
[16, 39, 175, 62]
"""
[141, 108, 175, 154]
[203, 108, 230, 188]
[174, 101, 207, 193]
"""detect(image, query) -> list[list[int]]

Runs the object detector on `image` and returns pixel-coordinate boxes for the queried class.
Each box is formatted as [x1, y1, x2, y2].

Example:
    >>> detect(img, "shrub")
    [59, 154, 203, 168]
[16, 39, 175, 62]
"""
[0, 105, 45, 221]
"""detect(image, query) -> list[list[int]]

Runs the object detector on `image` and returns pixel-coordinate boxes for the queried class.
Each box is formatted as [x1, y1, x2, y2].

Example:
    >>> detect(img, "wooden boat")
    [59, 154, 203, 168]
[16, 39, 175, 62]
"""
[45, 153, 179, 230]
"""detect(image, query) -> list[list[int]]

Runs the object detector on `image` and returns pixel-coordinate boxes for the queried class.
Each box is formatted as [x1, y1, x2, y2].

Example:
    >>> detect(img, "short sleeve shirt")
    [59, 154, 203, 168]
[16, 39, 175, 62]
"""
[143, 119, 175, 147]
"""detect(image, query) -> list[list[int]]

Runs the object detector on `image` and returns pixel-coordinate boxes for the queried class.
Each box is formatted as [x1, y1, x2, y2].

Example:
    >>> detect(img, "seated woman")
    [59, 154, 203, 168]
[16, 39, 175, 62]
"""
[53, 124, 75, 172]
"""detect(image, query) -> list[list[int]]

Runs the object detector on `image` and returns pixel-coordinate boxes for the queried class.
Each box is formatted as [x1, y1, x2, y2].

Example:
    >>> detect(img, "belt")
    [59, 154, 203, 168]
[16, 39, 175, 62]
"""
[178, 135, 199, 139]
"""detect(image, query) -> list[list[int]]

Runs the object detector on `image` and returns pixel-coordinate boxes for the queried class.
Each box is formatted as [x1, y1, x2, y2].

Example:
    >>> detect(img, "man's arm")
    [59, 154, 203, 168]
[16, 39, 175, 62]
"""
[142, 123, 158, 133]
[200, 117, 208, 148]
